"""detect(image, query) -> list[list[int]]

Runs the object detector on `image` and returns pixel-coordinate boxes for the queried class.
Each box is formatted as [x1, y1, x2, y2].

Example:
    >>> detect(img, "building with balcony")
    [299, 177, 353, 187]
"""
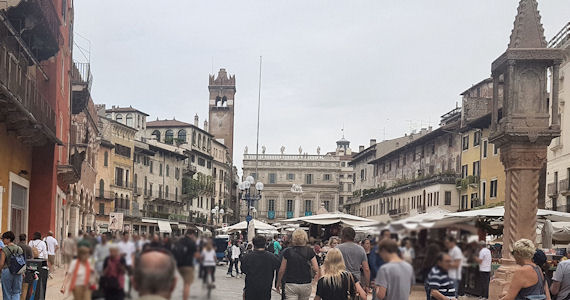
[242, 150, 341, 222]
[358, 109, 462, 220]
[211, 138, 232, 225]
[546, 22, 570, 212]
[65, 62, 100, 235]
[146, 116, 216, 225]
[0, 0, 73, 238]
[104, 105, 149, 140]
[94, 116, 136, 232]
[334, 136, 356, 214]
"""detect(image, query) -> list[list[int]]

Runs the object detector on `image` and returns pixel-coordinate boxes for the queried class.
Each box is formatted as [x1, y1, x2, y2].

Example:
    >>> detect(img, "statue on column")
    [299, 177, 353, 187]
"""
[280, 146, 285, 154]
[298, 146, 302, 154]
[244, 146, 248, 154]
[317, 146, 321, 155]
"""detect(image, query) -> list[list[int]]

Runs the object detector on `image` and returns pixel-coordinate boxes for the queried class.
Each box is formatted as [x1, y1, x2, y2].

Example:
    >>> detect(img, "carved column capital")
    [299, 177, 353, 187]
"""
[500, 144, 547, 171]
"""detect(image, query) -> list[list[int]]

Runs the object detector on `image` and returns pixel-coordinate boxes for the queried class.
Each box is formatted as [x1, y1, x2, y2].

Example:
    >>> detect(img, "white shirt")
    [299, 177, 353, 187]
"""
[44, 236, 58, 255]
[478, 247, 492, 272]
[202, 249, 217, 267]
[67, 260, 89, 287]
[231, 245, 241, 259]
[29, 239, 48, 259]
[448, 245, 464, 280]
[118, 240, 136, 266]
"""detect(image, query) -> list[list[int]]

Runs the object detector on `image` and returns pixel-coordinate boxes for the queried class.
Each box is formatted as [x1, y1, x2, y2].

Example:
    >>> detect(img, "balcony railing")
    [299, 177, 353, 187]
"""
[71, 62, 93, 92]
[560, 179, 569, 195]
[0, 45, 56, 137]
[548, 182, 559, 197]
[115, 208, 141, 218]
[95, 190, 117, 201]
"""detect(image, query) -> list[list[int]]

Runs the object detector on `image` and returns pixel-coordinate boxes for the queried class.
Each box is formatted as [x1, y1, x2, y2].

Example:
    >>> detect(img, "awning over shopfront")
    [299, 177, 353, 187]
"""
[157, 220, 172, 233]
[282, 212, 381, 227]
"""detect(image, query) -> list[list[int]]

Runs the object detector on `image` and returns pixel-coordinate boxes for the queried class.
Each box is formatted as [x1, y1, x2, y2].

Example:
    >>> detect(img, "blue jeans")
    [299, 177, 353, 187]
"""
[1, 268, 22, 300]
[453, 279, 460, 297]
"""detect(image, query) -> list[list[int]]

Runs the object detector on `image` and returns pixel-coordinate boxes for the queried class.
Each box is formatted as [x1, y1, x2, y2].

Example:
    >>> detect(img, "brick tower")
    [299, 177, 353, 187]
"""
[208, 68, 236, 161]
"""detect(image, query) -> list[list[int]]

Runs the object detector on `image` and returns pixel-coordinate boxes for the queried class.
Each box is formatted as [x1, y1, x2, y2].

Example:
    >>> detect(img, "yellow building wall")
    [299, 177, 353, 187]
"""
[0, 123, 33, 231]
[459, 129, 483, 209]
[480, 128, 505, 206]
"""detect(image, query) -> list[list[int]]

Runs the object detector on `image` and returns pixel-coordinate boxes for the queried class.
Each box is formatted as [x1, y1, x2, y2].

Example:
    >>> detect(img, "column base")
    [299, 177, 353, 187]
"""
[489, 259, 519, 300]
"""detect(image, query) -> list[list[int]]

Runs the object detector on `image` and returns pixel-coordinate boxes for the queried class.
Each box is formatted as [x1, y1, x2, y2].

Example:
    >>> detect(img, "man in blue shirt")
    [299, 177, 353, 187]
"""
[426, 253, 457, 300]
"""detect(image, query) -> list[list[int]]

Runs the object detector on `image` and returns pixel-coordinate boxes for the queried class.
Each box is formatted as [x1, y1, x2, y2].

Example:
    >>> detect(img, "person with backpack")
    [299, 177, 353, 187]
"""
[1, 231, 26, 300]
[173, 230, 198, 300]
[28, 232, 47, 259]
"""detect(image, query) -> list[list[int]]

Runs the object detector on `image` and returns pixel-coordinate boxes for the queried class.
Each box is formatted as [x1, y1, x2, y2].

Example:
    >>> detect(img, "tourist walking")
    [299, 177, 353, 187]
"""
[94, 234, 111, 277]
[173, 230, 198, 300]
[1, 231, 24, 300]
[551, 246, 570, 299]
[315, 248, 365, 300]
[227, 240, 241, 278]
[444, 236, 464, 297]
[62, 232, 77, 270]
[499, 239, 550, 300]
[241, 235, 281, 300]
[375, 239, 414, 300]
[426, 253, 456, 300]
[276, 228, 320, 300]
[28, 231, 47, 259]
[61, 246, 96, 300]
[401, 239, 415, 264]
[273, 235, 282, 255]
[474, 241, 492, 299]
[101, 245, 127, 300]
[17, 234, 33, 259]
[337, 227, 370, 288]
[44, 231, 59, 278]
[200, 241, 217, 287]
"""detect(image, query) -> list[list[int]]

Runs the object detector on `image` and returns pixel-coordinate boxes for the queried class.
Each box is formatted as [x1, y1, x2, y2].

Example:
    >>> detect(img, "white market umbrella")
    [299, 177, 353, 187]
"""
[225, 219, 277, 232]
[282, 212, 381, 227]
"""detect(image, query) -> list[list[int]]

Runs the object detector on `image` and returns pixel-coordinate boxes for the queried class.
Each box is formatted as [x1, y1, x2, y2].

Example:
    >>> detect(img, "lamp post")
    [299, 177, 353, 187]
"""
[211, 206, 225, 226]
[238, 175, 263, 241]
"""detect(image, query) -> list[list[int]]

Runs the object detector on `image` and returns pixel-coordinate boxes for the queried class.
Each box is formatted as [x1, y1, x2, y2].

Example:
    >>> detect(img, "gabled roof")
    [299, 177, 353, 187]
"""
[147, 119, 193, 128]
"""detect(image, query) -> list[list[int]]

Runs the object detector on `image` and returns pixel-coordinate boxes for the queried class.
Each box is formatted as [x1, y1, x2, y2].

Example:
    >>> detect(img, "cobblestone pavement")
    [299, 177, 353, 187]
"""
[45, 265, 478, 300]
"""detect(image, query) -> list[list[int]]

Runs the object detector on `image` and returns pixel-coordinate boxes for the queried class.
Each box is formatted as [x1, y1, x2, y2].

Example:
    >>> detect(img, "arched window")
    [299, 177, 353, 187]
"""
[152, 130, 161, 142]
[216, 96, 222, 107]
[125, 195, 130, 210]
[198, 134, 202, 148]
[99, 179, 104, 198]
[115, 114, 123, 123]
[166, 165, 169, 177]
[165, 130, 174, 144]
[165, 185, 169, 199]
[177, 130, 187, 143]
[192, 131, 196, 145]
[114, 193, 119, 209]
[120, 194, 124, 209]
[104, 151, 108, 167]
[222, 96, 227, 107]
[126, 114, 133, 127]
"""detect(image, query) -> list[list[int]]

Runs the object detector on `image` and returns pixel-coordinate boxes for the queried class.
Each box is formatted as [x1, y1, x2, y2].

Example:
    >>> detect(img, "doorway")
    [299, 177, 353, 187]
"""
[10, 182, 28, 238]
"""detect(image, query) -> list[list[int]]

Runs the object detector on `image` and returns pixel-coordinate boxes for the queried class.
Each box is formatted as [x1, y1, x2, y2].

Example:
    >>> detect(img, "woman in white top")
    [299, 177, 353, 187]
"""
[28, 232, 48, 259]
[201, 241, 217, 286]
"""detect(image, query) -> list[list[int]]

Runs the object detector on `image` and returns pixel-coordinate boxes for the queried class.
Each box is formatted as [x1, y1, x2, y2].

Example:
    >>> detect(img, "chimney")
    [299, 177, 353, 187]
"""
[204, 120, 209, 132]
[370, 139, 376, 146]
[359, 145, 365, 152]
[194, 114, 199, 126]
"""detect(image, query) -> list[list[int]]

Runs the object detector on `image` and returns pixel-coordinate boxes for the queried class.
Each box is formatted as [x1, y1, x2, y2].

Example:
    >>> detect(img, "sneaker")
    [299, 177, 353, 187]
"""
[236, 274, 241, 279]
[226, 273, 232, 278]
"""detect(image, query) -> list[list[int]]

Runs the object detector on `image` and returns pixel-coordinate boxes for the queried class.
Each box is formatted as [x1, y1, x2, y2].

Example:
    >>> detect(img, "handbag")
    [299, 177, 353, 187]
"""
[346, 272, 358, 300]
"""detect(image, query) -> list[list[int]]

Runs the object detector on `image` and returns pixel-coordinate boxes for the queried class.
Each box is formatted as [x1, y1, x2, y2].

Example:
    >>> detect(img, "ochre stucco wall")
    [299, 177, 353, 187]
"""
[0, 123, 33, 231]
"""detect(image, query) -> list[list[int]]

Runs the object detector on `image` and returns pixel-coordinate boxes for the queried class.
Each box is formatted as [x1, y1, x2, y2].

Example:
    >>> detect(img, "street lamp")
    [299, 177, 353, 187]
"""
[238, 178, 263, 241]
[211, 206, 225, 226]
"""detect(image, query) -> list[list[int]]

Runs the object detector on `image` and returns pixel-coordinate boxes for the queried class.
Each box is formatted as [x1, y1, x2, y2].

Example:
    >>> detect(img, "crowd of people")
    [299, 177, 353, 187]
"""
[0, 226, 567, 300]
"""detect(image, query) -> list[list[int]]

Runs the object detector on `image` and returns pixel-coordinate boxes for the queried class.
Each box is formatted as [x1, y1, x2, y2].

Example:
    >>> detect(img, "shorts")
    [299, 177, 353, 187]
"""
[178, 266, 195, 285]
[48, 255, 55, 265]
[63, 254, 73, 265]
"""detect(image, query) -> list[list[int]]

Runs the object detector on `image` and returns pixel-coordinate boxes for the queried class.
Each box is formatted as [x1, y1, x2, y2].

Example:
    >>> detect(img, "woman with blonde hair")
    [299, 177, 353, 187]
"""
[315, 248, 367, 300]
[499, 239, 550, 300]
[277, 229, 321, 300]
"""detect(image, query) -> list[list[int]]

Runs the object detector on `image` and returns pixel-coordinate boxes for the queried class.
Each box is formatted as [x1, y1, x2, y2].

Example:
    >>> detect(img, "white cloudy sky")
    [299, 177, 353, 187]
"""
[74, 0, 569, 169]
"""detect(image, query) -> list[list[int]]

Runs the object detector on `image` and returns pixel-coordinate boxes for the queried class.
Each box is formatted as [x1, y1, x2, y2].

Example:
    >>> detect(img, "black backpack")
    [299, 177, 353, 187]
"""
[5, 246, 26, 275]
[266, 241, 275, 253]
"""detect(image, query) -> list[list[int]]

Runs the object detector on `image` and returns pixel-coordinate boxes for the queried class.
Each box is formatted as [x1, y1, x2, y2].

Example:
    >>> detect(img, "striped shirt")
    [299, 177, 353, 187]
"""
[426, 266, 455, 299]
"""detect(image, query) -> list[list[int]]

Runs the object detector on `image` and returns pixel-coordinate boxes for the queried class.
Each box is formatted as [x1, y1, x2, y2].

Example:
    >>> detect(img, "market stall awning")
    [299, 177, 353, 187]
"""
[157, 220, 172, 233]
[443, 206, 570, 222]
[224, 219, 277, 232]
[282, 212, 381, 226]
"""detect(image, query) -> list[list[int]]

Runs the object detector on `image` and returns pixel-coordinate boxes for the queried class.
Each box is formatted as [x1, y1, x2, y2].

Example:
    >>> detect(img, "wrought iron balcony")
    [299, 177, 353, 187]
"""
[71, 62, 93, 115]
[548, 182, 559, 197]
